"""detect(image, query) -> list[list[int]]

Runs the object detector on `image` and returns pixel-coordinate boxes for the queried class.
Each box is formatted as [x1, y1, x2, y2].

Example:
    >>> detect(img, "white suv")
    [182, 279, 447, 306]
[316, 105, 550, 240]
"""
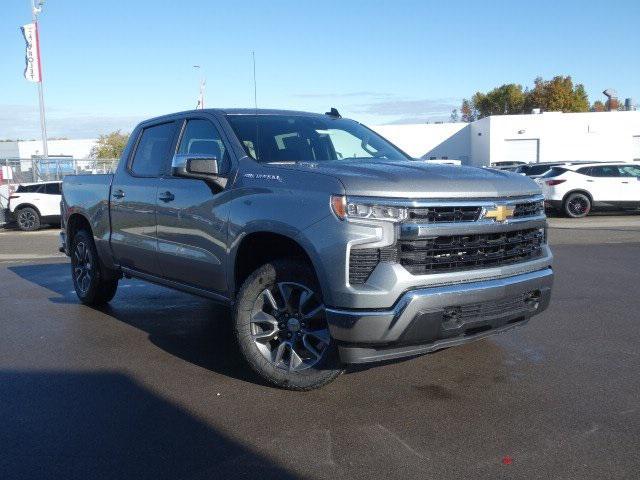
[8, 181, 62, 231]
[536, 163, 640, 218]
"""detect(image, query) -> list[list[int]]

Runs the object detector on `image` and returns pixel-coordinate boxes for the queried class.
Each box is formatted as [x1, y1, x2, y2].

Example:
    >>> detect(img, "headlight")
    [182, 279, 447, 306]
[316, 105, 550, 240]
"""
[331, 195, 407, 222]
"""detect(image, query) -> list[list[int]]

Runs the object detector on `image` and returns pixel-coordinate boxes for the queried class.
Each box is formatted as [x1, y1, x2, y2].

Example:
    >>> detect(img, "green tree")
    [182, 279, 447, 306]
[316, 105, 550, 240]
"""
[91, 130, 129, 159]
[471, 83, 526, 118]
[524, 76, 589, 113]
[449, 108, 459, 122]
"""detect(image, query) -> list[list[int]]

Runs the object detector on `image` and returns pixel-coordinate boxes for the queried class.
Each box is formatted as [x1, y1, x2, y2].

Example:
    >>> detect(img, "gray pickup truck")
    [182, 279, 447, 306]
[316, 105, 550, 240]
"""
[61, 108, 553, 390]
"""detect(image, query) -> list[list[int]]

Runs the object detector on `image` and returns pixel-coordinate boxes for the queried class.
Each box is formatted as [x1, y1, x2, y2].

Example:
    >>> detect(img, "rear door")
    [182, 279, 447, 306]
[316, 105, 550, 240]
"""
[617, 165, 640, 204]
[110, 121, 178, 275]
[155, 116, 232, 294]
[584, 166, 628, 202]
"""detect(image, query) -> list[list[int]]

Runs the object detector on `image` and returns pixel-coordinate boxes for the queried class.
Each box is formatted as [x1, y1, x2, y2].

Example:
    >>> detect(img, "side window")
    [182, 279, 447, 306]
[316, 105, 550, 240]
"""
[589, 166, 620, 177]
[177, 119, 229, 172]
[576, 167, 592, 175]
[44, 183, 61, 195]
[130, 122, 176, 177]
[618, 165, 640, 177]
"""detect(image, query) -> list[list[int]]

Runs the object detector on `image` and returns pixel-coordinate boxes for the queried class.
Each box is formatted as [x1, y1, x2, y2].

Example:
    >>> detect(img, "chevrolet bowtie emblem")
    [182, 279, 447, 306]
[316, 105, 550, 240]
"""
[484, 205, 515, 222]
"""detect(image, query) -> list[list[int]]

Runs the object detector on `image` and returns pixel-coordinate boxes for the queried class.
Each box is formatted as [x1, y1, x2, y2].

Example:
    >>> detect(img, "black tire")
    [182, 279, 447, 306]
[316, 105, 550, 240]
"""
[563, 192, 591, 218]
[16, 207, 41, 231]
[234, 258, 342, 391]
[70, 230, 118, 306]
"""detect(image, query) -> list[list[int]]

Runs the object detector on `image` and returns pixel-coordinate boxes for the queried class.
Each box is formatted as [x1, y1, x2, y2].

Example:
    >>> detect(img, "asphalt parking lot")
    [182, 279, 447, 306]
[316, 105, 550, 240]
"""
[1, 216, 639, 480]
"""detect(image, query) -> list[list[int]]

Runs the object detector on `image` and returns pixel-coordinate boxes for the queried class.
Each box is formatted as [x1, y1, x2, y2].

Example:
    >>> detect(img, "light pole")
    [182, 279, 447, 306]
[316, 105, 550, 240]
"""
[31, 0, 49, 179]
[193, 65, 205, 109]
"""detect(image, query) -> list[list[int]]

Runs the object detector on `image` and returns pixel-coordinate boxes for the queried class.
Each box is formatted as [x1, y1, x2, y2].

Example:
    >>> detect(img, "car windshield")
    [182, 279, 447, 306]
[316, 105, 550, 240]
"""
[226, 114, 409, 163]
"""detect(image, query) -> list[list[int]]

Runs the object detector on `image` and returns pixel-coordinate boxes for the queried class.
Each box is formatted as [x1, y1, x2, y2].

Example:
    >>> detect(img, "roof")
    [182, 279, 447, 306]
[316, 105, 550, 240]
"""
[560, 162, 633, 170]
[140, 108, 336, 125]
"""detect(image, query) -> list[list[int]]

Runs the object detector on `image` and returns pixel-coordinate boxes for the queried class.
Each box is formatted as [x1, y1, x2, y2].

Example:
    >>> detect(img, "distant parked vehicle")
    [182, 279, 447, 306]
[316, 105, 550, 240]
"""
[514, 161, 593, 179]
[491, 161, 527, 170]
[536, 163, 640, 218]
[8, 181, 62, 231]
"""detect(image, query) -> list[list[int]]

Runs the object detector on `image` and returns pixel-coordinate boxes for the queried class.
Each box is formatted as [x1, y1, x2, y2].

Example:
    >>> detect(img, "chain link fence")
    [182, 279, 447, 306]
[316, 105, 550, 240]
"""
[0, 157, 119, 226]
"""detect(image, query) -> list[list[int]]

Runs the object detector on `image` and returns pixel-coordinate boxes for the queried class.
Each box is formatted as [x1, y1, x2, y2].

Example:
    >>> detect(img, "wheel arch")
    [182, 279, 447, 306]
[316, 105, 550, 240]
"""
[232, 231, 322, 299]
[66, 212, 94, 244]
[13, 203, 41, 216]
[562, 189, 593, 204]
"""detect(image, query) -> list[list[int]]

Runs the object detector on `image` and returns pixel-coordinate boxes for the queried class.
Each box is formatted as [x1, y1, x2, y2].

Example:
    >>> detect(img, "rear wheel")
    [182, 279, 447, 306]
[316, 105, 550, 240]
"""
[16, 207, 41, 231]
[564, 192, 591, 218]
[71, 230, 118, 306]
[234, 259, 342, 391]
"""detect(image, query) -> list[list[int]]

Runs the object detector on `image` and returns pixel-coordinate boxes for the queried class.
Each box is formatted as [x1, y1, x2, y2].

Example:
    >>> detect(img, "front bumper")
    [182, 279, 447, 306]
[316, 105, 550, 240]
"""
[327, 267, 553, 364]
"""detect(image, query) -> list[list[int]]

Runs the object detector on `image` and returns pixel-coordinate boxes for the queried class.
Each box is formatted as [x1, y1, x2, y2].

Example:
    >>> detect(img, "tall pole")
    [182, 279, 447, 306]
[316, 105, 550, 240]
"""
[193, 65, 205, 109]
[31, 0, 48, 179]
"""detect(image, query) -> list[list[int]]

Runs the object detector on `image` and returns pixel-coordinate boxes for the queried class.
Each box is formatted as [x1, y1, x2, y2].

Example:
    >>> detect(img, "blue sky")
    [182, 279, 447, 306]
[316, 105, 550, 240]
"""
[1, 0, 639, 138]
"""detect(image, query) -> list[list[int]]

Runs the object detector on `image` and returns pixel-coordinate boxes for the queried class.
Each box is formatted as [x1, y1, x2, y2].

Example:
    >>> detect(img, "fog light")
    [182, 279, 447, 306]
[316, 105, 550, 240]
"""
[524, 290, 541, 310]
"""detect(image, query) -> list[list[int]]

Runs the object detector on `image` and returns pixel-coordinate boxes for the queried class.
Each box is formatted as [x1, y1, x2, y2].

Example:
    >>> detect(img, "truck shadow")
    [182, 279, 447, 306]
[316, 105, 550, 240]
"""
[0, 370, 299, 479]
[8, 262, 272, 388]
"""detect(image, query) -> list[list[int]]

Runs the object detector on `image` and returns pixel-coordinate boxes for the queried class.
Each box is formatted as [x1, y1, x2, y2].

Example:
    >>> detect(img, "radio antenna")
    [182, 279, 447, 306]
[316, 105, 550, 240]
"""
[252, 51, 260, 161]
[252, 51, 258, 111]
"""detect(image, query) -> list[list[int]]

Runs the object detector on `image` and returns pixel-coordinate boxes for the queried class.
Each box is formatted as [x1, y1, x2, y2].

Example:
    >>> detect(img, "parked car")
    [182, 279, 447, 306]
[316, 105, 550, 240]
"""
[536, 163, 640, 217]
[8, 181, 62, 231]
[60, 108, 553, 390]
[491, 161, 527, 170]
[513, 161, 592, 178]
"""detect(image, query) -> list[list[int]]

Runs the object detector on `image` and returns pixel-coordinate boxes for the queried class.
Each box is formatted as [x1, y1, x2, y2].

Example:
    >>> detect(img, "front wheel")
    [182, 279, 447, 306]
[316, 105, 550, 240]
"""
[564, 192, 591, 218]
[234, 259, 342, 391]
[71, 230, 118, 306]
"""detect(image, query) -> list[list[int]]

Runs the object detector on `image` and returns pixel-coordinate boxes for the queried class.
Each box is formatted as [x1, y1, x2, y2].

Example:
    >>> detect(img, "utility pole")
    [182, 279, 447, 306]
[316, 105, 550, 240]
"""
[31, 0, 49, 179]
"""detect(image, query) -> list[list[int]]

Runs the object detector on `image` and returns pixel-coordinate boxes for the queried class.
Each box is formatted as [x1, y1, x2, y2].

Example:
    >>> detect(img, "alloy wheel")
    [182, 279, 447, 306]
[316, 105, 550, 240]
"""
[72, 242, 93, 295]
[250, 281, 330, 372]
[18, 210, 36, 230]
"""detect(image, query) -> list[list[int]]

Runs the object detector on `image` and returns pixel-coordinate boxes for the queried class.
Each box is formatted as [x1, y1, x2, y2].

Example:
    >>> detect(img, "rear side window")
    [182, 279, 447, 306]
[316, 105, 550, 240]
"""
[541, 167, 568, 178]
[44, 183, 61, 195]
[17, 184, 44, 193]
[130, 122, 176, 177]
[588, 166, 620, 177]
[618, 165, 640, 177]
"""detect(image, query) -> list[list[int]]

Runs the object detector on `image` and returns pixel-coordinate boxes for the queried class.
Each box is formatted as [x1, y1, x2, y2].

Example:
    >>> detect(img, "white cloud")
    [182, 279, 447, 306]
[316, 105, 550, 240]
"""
[0, 104, 144, 139]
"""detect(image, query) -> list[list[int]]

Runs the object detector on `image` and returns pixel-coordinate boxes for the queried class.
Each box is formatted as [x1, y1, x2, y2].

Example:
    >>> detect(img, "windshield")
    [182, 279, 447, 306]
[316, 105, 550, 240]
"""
[226, 114, 409, 163]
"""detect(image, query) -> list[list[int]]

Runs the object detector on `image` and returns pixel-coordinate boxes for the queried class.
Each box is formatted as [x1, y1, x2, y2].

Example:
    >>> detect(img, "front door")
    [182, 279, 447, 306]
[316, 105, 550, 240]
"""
[155, 117, 231, 294]
[110, 121, 177, 275]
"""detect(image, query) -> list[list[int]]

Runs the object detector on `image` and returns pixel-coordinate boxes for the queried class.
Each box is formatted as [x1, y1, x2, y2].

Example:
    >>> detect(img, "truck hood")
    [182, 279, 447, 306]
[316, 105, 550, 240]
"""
[275, 159, 541, 199]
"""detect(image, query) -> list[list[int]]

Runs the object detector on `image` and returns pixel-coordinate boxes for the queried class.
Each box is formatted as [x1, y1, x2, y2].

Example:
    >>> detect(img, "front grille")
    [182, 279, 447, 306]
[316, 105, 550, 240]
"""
[398, 228, 544, 275]
[407, 206, 482, 223]
[513, 200, 544, 218]
[443, 293, 530, 323]
[348, 228, 544, 283]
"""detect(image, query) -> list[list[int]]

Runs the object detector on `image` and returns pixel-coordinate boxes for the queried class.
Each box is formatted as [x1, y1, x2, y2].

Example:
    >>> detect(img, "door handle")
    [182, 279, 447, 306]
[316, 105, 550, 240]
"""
[586, 180, 594, 182]
[112, 189, 125, 199]
[621, 181, 629, 184]
[158, 191, 175, 202]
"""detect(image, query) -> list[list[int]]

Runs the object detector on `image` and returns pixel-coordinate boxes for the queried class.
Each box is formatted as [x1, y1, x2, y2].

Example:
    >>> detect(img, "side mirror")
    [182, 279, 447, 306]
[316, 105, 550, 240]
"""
[172, 154, 221, 179]
[187, 157, 218, 175]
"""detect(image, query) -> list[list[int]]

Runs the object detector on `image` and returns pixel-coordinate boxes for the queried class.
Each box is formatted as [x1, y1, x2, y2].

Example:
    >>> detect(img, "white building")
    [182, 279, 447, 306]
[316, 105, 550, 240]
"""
[373, 111, 640, 167]
[0, 139, 97, 160]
